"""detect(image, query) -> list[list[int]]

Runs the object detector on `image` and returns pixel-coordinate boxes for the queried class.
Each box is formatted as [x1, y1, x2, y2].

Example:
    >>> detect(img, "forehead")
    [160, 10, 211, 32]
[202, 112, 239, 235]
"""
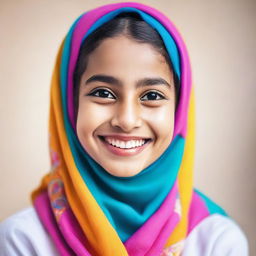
[83, 35, 172, 81]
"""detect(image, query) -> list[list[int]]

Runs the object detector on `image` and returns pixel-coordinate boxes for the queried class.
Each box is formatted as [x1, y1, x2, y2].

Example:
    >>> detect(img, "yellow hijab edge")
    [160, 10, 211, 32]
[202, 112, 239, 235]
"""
[166, 88, 195, 245]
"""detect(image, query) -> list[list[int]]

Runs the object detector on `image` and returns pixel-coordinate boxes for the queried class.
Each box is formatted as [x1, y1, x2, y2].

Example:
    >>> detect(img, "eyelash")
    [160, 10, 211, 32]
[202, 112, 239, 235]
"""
[88, 88, 166, 101]
[141, 91, 165, 101]
[88, 88, 115, 99]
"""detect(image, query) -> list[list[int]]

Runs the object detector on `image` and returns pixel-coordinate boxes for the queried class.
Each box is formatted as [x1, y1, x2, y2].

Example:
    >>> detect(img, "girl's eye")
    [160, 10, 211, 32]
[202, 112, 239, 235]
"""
[140, 91, 165, 101]
[88, 89, 115, 99]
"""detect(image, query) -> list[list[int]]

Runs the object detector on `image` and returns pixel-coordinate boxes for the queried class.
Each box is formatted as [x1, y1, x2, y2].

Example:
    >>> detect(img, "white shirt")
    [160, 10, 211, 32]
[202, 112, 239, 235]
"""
[0, 207, 248, 256]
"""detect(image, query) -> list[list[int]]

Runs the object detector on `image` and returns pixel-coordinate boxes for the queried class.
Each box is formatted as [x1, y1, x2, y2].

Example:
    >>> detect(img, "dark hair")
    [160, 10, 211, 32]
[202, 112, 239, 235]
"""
[73, 12, 180, 117]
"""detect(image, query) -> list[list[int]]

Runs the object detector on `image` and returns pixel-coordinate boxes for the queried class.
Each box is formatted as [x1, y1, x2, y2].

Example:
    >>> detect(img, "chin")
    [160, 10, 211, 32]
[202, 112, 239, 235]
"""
[104, 165, 142, 178]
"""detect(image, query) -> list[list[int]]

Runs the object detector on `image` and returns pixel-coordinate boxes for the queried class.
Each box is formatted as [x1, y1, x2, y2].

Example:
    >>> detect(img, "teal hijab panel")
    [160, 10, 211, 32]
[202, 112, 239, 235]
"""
[72, 134, 185, 241]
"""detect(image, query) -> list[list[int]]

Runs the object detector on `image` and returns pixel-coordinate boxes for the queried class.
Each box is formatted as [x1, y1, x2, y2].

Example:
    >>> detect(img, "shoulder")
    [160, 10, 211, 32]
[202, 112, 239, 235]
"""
[0, 207, 58, 256]
[183, 214, 249, 256]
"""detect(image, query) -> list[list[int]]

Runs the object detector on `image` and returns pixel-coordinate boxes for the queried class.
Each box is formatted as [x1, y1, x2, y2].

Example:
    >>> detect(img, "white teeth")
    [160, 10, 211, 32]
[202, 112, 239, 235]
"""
[105, 138, 146, 149]
[126, 141, 132, 148]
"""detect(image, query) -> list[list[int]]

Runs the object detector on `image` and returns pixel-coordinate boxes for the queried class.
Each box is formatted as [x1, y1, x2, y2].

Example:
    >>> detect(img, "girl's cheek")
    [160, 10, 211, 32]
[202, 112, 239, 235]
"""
[144, 104, 174, 123]
[78, 102, 114, 128]
[145, 106, 174, 139]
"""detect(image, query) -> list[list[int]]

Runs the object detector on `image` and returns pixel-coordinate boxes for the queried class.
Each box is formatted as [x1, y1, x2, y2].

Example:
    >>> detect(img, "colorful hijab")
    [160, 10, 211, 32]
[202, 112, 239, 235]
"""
[32, 2, 227, 255]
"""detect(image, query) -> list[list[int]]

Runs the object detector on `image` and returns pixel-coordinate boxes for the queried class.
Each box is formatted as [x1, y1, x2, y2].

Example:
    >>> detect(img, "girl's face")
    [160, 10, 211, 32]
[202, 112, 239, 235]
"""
[76, 35, 175, 177]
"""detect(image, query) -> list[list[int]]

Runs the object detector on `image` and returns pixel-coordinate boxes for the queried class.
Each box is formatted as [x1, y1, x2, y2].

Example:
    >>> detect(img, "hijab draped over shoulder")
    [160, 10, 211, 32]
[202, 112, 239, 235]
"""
[32, 2, 227, 255]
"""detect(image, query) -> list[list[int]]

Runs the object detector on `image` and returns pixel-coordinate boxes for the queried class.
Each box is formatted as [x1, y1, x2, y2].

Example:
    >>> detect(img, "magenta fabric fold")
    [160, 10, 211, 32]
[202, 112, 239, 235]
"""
[59, 210, 92, 256]
[187, 192, 210, 234]
[124, 182, 179, 255]
[34, 191, 93, 255]
[34, 192, 74, 256]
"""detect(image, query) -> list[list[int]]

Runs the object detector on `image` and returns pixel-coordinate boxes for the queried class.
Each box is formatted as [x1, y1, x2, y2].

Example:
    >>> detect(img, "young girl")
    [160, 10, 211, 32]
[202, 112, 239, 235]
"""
[0, 2, 248, 255]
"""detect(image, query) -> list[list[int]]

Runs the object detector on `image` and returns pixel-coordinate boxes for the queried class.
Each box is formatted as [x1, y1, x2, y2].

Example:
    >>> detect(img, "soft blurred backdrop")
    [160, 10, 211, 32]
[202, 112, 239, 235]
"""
[1, 0, 255, 254]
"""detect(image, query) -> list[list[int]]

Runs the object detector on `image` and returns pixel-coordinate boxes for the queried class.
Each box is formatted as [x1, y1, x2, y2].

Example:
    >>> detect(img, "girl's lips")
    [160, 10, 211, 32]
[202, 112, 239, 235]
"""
[98, 135, 152, 157]
[100, 135, 151, 141]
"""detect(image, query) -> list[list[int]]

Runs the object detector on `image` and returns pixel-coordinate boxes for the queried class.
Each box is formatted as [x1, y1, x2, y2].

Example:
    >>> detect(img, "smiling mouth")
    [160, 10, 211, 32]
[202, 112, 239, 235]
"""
[98, 136, 152, 156]
[101, 137, 149, 148]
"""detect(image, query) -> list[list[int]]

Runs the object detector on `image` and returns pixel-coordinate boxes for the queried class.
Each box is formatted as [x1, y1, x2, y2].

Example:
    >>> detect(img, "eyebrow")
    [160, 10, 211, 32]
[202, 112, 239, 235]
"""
[84, 74, 171, 88]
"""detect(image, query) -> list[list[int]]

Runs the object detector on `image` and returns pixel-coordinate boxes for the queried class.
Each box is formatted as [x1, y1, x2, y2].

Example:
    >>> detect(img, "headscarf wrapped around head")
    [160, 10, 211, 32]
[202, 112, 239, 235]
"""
[32, 2, 226, 255]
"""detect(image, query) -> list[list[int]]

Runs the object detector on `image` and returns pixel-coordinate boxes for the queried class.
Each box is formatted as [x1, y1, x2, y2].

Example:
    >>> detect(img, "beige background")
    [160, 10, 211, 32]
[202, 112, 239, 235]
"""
[1, 0, 255, 254]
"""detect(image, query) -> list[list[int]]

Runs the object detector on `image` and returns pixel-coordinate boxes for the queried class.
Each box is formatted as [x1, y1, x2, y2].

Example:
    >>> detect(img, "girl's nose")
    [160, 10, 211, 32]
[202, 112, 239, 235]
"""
[110, 99, 142, 132]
